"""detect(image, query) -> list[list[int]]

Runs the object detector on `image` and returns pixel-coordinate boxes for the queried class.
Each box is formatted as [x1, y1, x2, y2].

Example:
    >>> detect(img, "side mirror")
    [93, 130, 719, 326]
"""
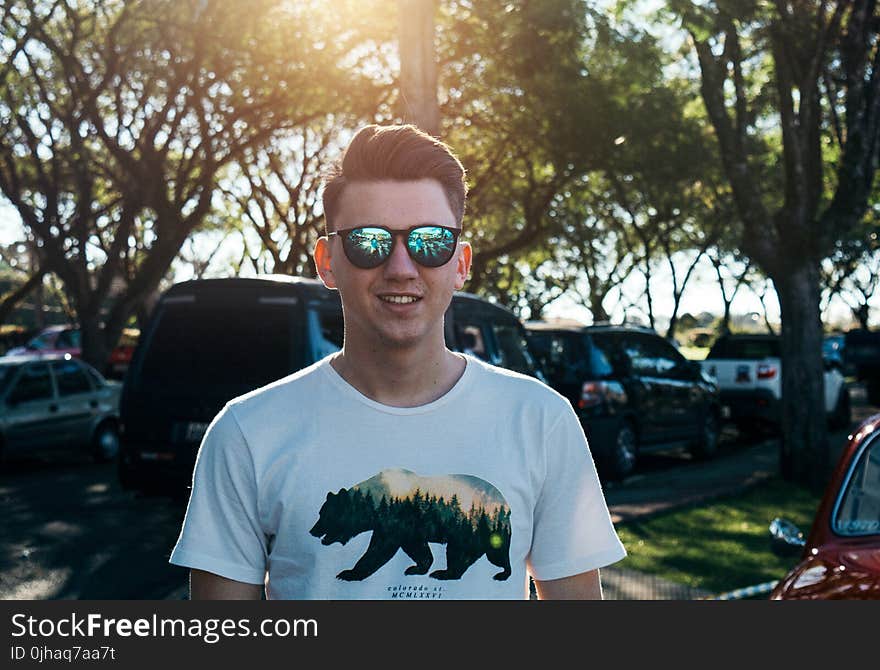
[769, 517, 806, 558]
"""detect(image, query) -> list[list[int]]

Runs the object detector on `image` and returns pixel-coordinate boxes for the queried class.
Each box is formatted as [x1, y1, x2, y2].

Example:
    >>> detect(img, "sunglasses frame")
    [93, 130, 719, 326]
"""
[328, 224, 462, 269]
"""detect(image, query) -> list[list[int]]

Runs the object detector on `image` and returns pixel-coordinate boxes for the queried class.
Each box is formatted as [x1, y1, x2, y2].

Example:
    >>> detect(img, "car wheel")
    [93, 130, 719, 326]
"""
[829, 389, 851, 430]
[605, 421, 638, 482]
[91, 421, 120, 463]
[690, 411, 720, 460]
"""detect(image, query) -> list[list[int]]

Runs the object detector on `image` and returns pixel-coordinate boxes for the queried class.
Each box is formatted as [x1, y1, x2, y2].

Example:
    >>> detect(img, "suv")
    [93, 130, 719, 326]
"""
[525, 322, 722, 481]
[701, 333, 851, 434]
[117, 276, 543, 495]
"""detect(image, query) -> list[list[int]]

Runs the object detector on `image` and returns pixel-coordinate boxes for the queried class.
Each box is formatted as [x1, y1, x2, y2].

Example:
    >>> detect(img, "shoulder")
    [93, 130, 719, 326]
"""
[224, 357, 330, 422]
[464, 355, 571, 415]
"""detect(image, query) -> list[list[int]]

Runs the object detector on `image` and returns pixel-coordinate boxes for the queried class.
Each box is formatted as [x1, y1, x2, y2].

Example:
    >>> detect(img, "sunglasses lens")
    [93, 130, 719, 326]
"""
[342, 227, 392, 269]
[407, 226, 457, 267]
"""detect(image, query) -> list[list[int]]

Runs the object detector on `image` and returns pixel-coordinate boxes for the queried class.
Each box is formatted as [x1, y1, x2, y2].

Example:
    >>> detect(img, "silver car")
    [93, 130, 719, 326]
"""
[0, 354, 121, 464]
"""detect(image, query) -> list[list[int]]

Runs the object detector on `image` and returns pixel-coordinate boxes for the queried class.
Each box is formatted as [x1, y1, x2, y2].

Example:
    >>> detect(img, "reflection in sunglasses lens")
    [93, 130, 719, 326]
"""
[341, 226, 457, 268]
[409, 227, 456, 267]
[346, 227, 391, 268]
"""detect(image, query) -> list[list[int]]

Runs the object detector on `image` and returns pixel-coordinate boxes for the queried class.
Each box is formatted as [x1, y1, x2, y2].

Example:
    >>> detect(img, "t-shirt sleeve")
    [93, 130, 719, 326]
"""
[169, 404, 267, 585]
[527, 402, 627, 581]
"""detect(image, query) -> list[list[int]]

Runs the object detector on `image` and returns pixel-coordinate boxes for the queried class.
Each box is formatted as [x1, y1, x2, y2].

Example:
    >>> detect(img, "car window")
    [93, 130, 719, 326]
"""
[84, 365, 105, 388]
[28, 332, 55, 351]
[309, 306, 344, 360]
[526, 332, 562, 379]
[455, 322, 489, 361]
[52, 360, 93, 395]
[707, 337, 781, 359]
[585, 336, 614, 378]
[491, 323, 539, 376]
[833, 435, 880, 536]
[7, 363, 54, 403]
[528, 332, 603, 383]
[56, 329, 80, 349]
[617, 333, 680, 377]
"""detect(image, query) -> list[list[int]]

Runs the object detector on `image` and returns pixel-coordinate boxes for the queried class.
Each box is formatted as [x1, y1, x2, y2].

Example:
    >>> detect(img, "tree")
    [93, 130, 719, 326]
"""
[438, 0, 620, 294]
[399, 0, 440, 134]
[673, 0, 880, 487]
[0, 0, 359, 368]
[821, 227, 880, 328]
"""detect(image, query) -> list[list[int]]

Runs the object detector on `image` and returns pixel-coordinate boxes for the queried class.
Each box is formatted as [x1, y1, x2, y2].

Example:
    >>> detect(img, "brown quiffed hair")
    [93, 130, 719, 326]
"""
[321, 124, 467, 234]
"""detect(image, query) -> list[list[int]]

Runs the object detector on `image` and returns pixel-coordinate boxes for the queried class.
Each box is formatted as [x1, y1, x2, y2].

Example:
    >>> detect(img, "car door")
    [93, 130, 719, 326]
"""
[647, 335, 706, 438]
[2, 362, 62, 451]
[50, 358, 99, 447]
[619, 333, 686, 441]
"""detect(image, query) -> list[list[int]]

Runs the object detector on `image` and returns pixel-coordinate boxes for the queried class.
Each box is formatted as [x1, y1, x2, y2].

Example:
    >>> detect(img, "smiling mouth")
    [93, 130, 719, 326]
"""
[379, 295, 421, 304]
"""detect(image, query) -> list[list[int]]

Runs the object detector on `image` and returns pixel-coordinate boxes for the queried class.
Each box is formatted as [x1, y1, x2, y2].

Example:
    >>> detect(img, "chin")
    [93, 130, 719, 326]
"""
[374, 323, 435, 349]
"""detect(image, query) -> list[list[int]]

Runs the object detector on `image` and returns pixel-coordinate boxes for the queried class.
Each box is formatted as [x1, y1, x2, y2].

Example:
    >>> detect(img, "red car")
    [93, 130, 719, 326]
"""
[769, 413, 880, 599]
[3, 324, 138, 380]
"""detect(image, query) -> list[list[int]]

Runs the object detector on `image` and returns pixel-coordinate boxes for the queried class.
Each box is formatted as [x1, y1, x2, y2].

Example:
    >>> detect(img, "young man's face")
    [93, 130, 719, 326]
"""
[314, 179, 472, 351]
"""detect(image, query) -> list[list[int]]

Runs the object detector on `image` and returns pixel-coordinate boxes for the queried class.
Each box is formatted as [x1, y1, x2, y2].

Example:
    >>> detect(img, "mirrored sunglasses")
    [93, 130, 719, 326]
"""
[328, 225, 461, 269]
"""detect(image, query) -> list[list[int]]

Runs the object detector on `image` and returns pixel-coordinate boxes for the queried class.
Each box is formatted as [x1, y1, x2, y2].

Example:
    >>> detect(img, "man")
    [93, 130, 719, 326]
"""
[170, 124, 626, 599]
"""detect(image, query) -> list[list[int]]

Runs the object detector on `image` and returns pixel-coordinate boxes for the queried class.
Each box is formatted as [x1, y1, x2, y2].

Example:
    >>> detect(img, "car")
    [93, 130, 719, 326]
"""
[823, 333, 847, 373]
[701, 333, 851, 434]
[4, 324, 81, 358]
[844, 328, 880, 406]
[0, 354, 121, 466]
[524, 322, 722, 482]
[768, 412, 880, 599]
[117, 276, 544, 495]
[2, 324, 140, 380]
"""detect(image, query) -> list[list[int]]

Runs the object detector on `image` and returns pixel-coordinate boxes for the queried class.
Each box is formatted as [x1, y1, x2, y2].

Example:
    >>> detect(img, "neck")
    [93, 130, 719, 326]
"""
[330, 336, 466, 408]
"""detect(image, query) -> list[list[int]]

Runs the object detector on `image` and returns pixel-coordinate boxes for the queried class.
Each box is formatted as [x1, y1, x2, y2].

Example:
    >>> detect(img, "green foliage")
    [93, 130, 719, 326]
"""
[615, 477, 822, 594]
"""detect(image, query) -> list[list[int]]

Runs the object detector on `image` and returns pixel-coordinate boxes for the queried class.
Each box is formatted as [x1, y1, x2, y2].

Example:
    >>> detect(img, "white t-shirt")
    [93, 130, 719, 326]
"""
[170, 354, 626, 599]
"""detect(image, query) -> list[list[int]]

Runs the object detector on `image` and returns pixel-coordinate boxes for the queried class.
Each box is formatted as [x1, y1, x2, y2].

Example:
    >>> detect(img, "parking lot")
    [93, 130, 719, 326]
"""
[2, 382, 872, 601]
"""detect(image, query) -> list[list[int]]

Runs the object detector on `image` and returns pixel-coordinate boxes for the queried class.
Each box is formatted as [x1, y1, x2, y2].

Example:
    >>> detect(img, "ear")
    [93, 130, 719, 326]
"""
[453, 240, 472, 291]
[314, 236, 337, 289]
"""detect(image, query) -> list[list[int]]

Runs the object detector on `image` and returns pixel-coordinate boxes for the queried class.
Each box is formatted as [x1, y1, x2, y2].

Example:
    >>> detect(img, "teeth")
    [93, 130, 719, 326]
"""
[380, 295, 419, 304]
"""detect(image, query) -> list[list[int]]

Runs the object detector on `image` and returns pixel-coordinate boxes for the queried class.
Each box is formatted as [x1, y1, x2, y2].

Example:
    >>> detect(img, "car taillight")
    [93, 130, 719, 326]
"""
[578, 381, 608, 409]
[757, 364, 777, 379]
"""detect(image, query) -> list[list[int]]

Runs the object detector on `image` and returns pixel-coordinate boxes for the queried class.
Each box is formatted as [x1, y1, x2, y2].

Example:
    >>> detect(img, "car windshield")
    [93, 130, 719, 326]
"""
[135, 299, 300, 394]
[833, 433, 880, 536]
[27, 332, 55, 350]
[706, 337, 781, 359]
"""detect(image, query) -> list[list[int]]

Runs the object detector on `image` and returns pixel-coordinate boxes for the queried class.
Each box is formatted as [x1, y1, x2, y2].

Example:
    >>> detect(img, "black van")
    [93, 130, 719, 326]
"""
[117, 275, 542, 495]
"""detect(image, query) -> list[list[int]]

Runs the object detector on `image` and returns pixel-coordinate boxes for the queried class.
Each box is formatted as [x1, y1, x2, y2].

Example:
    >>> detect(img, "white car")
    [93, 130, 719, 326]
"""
[0, 354, 121, 464]
[700, 334, 851, 434]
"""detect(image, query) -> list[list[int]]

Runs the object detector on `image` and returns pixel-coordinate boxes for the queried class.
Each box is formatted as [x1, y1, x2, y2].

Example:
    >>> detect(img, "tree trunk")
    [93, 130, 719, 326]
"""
[398, 0, 439, 136]
[589, 295, 609, 323]
[773, 263, 829, 491]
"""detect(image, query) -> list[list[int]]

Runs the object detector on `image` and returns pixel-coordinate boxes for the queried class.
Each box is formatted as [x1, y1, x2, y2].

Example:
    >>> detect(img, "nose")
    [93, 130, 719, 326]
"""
[382, 236, 420, 280]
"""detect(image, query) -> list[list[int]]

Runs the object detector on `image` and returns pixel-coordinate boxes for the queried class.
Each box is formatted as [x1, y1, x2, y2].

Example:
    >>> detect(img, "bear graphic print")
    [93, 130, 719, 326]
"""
[309, 469, 512, 582]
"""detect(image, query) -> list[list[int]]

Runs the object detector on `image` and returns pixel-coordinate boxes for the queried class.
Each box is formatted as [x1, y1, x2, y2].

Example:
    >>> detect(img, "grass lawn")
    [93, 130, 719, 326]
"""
[614, 477, 823, 595]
